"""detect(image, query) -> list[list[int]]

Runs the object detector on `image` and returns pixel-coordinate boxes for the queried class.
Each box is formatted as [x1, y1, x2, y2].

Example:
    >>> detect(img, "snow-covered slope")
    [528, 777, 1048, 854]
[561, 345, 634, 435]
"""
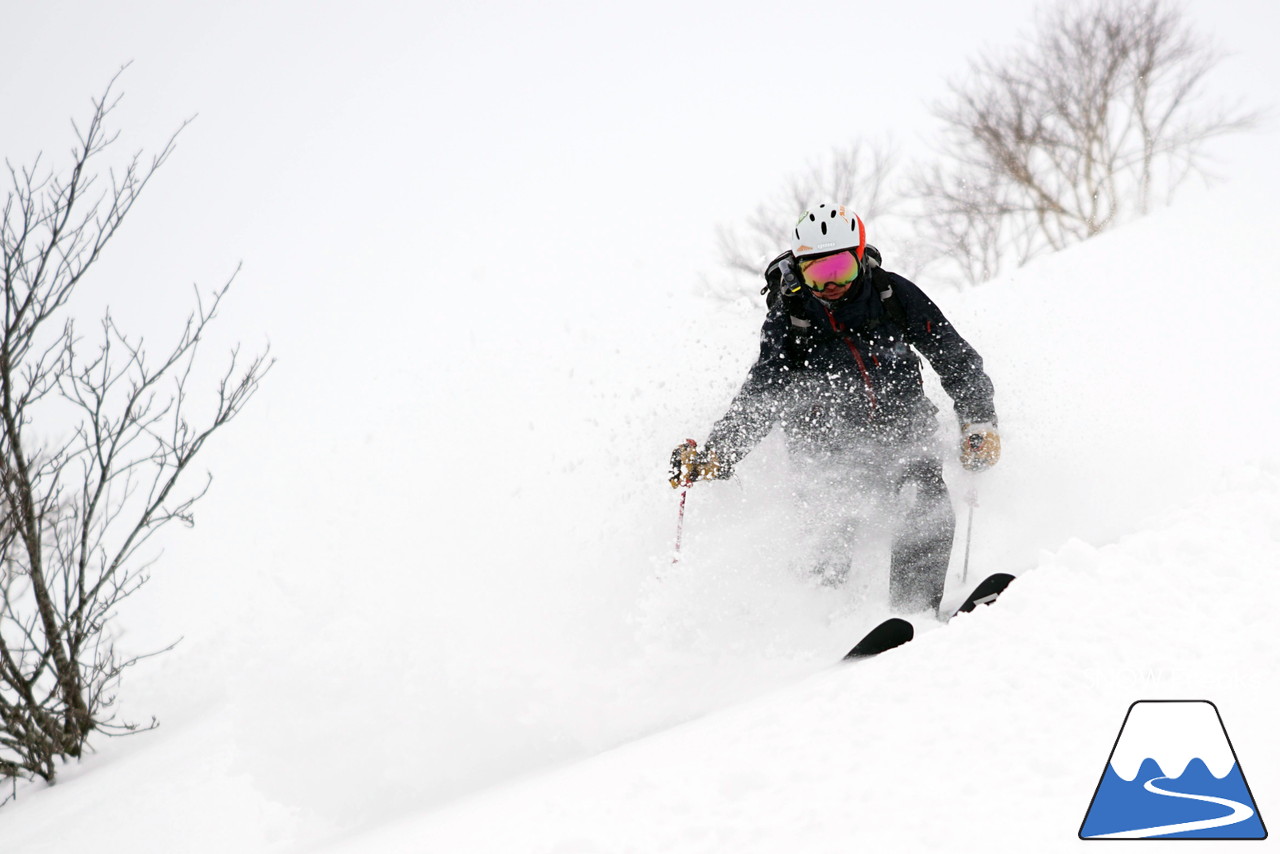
[5, 175, 1279, 853]
[316, 473, 1280, 853]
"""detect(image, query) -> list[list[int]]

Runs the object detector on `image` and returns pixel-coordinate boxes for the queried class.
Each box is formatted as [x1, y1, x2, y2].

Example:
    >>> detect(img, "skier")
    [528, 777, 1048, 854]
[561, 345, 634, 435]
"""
[672, 205, 999, 615]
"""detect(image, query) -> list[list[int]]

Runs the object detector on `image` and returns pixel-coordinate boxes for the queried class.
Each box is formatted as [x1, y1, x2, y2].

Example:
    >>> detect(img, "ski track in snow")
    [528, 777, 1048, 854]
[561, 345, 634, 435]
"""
[1084, 776, 1256, 839]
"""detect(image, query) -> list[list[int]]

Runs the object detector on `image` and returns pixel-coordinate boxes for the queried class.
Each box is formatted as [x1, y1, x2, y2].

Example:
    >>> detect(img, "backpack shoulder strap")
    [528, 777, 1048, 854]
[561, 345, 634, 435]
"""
[868, 262, 911, 337]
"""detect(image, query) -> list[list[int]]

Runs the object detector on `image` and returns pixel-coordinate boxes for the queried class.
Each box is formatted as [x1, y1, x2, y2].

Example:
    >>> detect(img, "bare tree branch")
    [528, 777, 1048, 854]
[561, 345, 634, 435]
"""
[913, 0, 1258, 285]
[0, 74, 271, 788]
[719, 140, 908, 284]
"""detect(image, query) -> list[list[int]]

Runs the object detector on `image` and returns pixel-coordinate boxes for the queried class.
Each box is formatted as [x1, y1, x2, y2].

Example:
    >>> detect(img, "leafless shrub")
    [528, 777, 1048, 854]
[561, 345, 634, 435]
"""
[915, 0, 1257, 285]
[0, 73, 271, 787]
[719, 140, 903, 280]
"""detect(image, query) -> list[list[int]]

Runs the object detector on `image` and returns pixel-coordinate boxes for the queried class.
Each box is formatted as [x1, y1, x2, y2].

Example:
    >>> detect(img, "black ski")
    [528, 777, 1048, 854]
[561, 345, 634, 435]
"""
[951, 572, 1016, 617]
[839, 573, 1018, 663]
[843, 617, 914, 660]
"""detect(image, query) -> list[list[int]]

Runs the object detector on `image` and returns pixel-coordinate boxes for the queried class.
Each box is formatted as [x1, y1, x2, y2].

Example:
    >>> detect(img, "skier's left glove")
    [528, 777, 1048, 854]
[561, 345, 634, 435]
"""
[960, 423, 1001, 472]
[669, 440, 731, 488]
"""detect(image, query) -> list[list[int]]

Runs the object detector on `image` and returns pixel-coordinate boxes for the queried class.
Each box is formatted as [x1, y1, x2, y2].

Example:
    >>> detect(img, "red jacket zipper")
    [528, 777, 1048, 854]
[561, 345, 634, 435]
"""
[820, 305, 877, 412]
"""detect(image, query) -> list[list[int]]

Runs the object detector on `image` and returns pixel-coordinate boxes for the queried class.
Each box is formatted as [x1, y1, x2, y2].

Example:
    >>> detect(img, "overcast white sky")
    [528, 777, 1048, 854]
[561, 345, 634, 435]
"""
[3, 0, 1274, 324]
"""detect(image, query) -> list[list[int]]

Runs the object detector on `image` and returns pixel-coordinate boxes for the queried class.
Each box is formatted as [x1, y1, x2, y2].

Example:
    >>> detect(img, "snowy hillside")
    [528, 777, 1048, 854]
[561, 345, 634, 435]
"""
[317, 479, 1280, 853]
[301, 177, 1280, 853]
[5, 171, 1280, 853]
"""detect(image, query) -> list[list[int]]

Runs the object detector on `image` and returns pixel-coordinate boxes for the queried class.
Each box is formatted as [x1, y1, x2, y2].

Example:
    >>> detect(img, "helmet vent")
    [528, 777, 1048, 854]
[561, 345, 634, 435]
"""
[820, 222, 827, 235]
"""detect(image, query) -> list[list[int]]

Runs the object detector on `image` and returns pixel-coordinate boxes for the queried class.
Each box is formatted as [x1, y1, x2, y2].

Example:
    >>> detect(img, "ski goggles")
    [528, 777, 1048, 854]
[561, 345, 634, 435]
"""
[799, 251, 860, 292]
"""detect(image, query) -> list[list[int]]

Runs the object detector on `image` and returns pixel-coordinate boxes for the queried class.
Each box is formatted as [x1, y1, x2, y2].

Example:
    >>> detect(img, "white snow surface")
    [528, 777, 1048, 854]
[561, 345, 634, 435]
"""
[5, 178, 1280, 853]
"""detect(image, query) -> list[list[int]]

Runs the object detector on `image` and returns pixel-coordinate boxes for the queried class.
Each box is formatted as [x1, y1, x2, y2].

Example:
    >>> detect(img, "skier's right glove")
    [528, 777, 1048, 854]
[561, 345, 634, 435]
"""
[668, 440, 731, 488]
[960, 422, 1001, 472]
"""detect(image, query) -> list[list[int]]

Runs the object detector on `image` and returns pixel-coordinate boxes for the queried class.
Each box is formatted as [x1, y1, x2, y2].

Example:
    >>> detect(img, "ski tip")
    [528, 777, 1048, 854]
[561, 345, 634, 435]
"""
[843, 617, 914, 660]
[950, 572, 1017, 619]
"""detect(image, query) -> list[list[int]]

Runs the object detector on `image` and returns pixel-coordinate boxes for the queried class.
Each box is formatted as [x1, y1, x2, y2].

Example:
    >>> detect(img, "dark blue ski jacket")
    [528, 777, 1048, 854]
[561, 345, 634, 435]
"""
[705, 267, 997, 466]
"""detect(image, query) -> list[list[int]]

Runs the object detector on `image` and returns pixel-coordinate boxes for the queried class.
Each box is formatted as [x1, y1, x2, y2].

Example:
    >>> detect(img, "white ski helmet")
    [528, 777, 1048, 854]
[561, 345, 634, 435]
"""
[791, 204, 866, 260]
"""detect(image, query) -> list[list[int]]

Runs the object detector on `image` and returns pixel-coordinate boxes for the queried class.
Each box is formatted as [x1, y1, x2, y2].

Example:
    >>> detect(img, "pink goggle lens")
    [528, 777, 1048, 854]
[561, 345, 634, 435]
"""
[800, 251, 860, 291]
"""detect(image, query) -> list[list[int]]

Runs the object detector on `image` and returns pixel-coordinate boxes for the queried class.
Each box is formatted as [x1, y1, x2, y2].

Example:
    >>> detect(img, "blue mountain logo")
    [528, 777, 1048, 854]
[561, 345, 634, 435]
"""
[1080, 700, 1267, 840]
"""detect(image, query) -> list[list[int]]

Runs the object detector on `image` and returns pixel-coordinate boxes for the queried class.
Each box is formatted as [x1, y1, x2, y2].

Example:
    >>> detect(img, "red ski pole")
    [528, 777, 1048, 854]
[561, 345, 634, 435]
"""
[673, 487, 690, 564]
